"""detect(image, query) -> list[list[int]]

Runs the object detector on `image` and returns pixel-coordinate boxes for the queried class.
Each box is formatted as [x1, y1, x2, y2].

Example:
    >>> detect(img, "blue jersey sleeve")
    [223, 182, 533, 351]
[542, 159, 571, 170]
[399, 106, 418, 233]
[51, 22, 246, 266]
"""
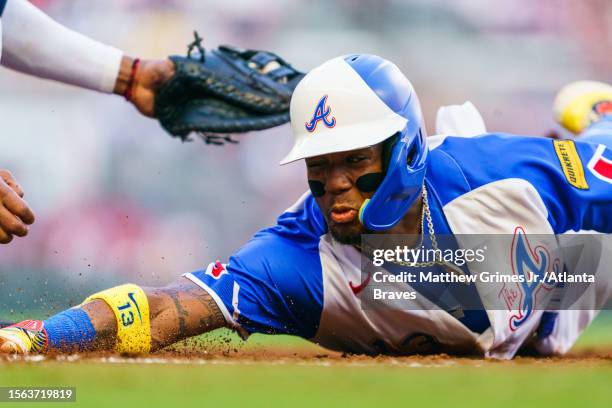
[0, 0, 7, 17]
[185, 194, 326, 339]
[436, 133, 612, 233]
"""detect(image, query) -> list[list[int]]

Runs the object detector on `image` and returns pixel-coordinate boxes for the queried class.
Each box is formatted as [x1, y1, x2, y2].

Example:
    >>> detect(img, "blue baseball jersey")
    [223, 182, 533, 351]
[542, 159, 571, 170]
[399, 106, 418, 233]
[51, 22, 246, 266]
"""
[185, 128, 612, 359]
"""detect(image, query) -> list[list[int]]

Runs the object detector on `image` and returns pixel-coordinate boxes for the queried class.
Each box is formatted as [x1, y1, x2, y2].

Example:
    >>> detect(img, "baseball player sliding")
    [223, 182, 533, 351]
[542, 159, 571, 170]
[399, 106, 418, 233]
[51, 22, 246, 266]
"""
[0, 54, 611, 359]
[0, 0, 298, 244]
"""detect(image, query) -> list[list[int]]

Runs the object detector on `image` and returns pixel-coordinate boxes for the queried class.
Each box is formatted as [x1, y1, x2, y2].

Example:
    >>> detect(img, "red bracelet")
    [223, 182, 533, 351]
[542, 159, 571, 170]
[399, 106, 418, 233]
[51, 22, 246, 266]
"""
[124, 58, 141, 101]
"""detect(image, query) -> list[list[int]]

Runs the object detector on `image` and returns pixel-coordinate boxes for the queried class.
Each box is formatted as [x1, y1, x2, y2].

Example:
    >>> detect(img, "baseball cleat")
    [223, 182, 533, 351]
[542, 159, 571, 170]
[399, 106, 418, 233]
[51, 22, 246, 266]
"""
[0, 321, 47, 354]
[0, 321, 14, 329]
[553, 80, 612, 134]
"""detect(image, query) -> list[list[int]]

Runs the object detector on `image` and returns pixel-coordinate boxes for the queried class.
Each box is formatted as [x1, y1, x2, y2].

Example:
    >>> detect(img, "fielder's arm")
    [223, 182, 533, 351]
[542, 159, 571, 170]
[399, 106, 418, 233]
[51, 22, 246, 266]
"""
[1, 0, 174, 117]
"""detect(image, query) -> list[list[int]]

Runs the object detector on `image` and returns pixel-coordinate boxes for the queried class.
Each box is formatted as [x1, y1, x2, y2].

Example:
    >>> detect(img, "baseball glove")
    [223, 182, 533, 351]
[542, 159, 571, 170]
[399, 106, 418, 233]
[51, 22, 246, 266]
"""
[154, 32, 304, 145]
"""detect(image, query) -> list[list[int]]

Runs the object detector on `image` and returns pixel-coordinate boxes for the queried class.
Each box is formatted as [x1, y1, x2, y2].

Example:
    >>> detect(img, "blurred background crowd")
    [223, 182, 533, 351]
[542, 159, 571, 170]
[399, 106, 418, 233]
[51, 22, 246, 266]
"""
[1, 0, 611, 318]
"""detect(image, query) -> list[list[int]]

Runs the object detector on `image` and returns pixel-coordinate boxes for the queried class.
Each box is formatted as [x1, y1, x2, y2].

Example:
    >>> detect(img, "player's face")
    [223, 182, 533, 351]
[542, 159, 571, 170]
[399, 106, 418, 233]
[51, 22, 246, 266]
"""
[306, 145, 383, 245]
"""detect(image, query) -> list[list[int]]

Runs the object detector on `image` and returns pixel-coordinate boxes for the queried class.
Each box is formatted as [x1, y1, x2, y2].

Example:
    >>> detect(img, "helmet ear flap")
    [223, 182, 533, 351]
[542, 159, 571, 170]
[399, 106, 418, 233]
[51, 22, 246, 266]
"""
[382, 129, 423, 171]
[358, 124, 428, 231]
[406, 128, 424, 167]
[382, 133, 400, 174]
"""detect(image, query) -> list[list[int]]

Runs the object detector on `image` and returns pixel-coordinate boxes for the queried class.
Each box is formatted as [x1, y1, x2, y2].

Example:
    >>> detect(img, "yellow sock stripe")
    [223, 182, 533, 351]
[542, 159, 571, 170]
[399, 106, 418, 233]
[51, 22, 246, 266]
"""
[559, 91, 612, 134]
[83, 284, 151, 353]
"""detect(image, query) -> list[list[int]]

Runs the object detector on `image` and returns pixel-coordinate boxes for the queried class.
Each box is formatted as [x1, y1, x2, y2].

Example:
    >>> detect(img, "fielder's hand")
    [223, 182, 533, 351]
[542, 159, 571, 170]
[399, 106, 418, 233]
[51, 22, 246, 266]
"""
[114, 56, 176, 118]
[131, 59, 176, 118]
[0, 170, 35, 244]
[113, 32, 303, 144]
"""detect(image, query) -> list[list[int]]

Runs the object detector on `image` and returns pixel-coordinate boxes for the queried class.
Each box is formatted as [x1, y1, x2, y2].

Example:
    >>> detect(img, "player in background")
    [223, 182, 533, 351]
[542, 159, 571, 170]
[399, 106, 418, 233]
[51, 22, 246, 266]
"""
[0, 55, 610, 359]
[0, 0, 175, 244]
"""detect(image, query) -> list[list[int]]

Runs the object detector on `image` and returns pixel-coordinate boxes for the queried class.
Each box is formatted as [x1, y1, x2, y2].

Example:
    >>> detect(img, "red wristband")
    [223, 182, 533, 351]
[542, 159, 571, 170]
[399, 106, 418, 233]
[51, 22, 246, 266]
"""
[124, 58, 141, 101]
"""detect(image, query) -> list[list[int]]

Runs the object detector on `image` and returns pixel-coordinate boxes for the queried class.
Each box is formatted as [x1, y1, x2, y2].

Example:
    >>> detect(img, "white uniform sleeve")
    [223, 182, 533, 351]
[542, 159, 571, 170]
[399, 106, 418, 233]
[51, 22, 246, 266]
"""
[435, 101, 487, 137]
[0, 0, 123, 93]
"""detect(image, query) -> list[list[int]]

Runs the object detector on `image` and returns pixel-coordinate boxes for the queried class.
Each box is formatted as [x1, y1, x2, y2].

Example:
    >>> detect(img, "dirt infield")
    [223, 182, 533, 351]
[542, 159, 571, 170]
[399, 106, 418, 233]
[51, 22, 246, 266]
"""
[3, 345, 612, 367]
[3, 323, 612, 367]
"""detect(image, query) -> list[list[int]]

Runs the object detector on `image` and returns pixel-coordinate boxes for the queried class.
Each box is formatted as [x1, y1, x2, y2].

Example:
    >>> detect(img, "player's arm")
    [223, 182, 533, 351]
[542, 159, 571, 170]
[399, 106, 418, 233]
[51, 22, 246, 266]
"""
[0, 169, 34, 244]
[0, 0, 174, 116]
[0, 195, 324, 354]
[84, 277, 227, 352]
[0, 276, 226, 354]
[1, 231, 323, 353]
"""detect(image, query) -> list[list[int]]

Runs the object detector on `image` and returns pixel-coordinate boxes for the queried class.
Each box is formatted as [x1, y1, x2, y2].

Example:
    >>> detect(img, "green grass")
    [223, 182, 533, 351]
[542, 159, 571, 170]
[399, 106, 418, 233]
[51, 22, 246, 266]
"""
[574, 312, 612, 348]
[1, 361, 611, 408]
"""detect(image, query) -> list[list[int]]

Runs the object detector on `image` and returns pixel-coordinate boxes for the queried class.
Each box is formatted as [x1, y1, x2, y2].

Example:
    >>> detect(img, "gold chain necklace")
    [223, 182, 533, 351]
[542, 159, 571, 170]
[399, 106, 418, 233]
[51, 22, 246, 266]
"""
[392, 185, 444, 268]
[357, 186, 455, 269]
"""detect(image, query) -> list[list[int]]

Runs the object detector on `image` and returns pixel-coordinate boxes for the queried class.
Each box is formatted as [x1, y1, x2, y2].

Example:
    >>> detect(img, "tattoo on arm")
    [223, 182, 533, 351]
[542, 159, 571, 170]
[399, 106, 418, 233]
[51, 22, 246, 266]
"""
[167, 289, 189, 339]
[179, 281, 225, 331]
[148, 278, 227, 350]
[196, 290, 225, 331]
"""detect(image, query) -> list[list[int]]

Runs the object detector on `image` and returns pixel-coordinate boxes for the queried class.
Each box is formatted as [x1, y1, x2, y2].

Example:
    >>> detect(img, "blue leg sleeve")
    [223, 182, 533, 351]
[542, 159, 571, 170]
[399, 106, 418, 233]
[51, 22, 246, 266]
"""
[43, 308, 97, 351]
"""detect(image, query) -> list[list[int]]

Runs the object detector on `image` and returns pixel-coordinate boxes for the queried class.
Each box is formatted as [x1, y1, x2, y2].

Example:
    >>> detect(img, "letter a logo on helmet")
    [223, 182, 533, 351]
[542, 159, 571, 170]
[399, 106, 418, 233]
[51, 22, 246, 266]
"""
[305, 95, 336, 132]
[282, 54, 428, 231]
